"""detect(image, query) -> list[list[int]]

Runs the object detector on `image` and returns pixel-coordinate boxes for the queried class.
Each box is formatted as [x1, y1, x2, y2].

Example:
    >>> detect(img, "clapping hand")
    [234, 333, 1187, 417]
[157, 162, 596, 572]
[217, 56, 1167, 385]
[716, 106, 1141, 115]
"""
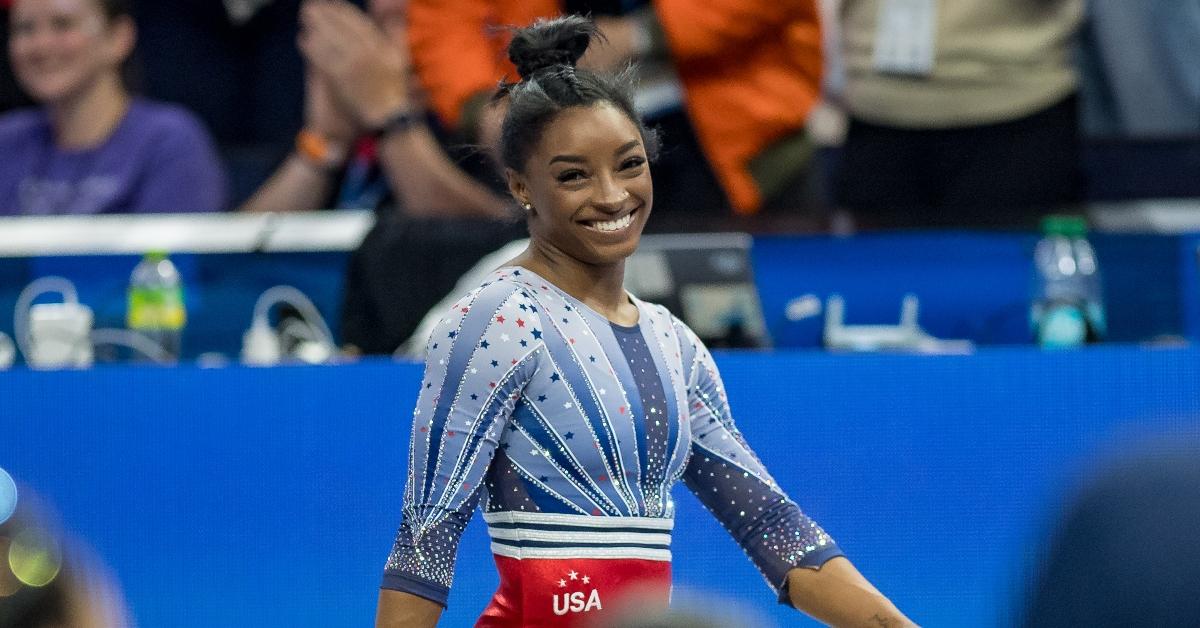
[298, 0, 410, 132]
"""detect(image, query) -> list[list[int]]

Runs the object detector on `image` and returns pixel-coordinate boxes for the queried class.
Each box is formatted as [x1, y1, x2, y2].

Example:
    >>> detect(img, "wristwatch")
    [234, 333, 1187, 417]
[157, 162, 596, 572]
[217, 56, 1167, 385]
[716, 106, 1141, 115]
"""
[372, 108, 420, 138]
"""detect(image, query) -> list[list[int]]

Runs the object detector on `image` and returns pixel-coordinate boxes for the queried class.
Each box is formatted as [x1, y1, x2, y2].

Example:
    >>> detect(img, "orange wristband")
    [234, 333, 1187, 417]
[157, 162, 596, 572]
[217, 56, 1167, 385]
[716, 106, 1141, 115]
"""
[295, 129, 342, 172]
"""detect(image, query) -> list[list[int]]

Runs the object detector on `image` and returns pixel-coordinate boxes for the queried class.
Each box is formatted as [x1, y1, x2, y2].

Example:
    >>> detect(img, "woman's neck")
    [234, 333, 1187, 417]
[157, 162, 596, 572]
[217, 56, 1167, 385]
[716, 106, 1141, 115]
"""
[48, 75, 130, 150]
[515, 241, 634, 323]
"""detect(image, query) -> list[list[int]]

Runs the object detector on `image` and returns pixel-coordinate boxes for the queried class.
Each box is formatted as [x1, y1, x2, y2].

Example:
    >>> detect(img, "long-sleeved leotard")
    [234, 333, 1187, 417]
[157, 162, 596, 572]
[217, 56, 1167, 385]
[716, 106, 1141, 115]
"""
[382, 267, 842, 608]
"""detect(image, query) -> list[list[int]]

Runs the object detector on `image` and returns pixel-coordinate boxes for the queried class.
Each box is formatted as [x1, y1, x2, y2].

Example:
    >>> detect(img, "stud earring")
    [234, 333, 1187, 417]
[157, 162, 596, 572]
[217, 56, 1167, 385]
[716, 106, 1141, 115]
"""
[522, 202, 532, 211]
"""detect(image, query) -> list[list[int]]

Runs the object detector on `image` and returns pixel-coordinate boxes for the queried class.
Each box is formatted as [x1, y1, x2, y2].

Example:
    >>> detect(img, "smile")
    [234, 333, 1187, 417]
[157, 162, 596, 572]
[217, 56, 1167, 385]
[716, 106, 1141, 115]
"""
[581, 209, 637, 234]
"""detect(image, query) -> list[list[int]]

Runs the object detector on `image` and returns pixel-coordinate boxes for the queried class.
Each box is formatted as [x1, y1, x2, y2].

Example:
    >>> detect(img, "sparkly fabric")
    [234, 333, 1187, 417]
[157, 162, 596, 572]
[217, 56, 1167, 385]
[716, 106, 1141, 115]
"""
[383, 268, 841, 606]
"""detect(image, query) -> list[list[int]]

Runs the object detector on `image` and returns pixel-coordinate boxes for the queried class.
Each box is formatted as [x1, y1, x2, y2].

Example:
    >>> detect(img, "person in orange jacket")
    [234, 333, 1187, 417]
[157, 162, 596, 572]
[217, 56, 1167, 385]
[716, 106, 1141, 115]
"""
[407, 0, 824, 218]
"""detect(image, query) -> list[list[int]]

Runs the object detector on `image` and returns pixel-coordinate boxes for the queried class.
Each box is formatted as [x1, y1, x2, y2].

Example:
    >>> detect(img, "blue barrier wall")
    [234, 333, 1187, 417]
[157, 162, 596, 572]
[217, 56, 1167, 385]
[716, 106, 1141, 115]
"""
[1, 232, 1194, 362]
[3, 348, 1198, 626]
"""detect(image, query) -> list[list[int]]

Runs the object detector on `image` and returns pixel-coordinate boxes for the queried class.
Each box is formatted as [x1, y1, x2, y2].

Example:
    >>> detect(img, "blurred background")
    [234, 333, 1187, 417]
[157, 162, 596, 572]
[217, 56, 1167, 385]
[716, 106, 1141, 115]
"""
[1, 0, 1199, 625]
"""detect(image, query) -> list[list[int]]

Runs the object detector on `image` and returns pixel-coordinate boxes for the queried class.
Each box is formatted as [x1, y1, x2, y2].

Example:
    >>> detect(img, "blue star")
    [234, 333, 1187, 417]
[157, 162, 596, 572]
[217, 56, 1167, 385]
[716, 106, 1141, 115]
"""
[530, 306, 538, 313]
[470, 393, 478, 400]
[480, 339, 490, 349]
[564, 304, 573, 311]
[513, 270, 522, 276]
[562, 318, 568, 324]
[550, 373, 560, 382]
[537, 395, 547, 402]
[539, 476, 549, 482]
[432, 343, 438, 349]
[491, 360, 499, 367]
[519, 303, 528, 311]
[531, 329, 542, 339]
[564, 431, 575, 440]
[519, 339, 528, 347]
[589, 355, 596, 362]
[448, 330, 457, 339]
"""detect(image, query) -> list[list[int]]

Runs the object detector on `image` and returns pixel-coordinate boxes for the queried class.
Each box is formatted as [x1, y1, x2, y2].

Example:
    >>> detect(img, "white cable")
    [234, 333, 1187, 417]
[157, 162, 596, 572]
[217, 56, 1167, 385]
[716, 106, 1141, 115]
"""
[250, 285, 336, 355]
[0, 331, 14, 370]
[13, 276, 80, 362]
[89, 329, 172, 364]
[278, 318, 321, 346]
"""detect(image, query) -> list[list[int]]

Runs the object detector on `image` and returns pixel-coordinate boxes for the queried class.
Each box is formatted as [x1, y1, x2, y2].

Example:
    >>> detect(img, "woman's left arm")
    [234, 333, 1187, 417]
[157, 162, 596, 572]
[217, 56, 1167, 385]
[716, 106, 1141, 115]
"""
[672, 317, 913, 626]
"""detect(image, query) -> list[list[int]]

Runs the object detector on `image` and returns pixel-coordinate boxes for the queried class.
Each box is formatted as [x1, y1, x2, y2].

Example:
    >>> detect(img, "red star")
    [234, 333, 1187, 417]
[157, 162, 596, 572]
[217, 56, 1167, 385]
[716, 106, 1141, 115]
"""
[496, 315, 506, 324]
[489, 382, 496, 388]
[516, 319, 526, 328]
[569, 338, 575, 344]
[461, 307, 469, 313]
[446, 431, 456, 438]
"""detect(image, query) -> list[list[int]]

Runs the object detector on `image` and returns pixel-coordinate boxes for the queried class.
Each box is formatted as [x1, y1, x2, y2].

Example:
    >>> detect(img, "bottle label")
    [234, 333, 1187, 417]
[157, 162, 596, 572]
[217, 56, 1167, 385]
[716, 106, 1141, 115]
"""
[127, 288, 186, 330]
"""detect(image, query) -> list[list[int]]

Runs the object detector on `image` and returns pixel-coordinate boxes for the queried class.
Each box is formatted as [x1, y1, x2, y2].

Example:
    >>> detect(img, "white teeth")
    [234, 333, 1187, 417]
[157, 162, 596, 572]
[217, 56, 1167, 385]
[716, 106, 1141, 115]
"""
[588, 212, 635, 233]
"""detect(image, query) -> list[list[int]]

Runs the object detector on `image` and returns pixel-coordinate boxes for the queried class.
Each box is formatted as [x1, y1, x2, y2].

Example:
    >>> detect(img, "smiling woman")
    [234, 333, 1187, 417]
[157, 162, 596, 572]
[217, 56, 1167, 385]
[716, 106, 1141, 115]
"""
[0, 0, 225, 214]
[374, 15, 914, 628]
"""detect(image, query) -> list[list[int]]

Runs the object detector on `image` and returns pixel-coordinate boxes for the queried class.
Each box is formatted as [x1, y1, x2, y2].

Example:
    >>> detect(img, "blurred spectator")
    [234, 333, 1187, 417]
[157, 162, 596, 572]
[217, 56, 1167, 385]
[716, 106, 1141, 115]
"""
[1022, 435, 1200, 626]
[0, 0, 226, 214]
[833, 0, 1084, 228]
[1077, 0, 1200, 138]
[238, 0, 508, 216]
[0, 475, 130, 628]
[406, 0, 828, 229]
[238, 0, 521, 355]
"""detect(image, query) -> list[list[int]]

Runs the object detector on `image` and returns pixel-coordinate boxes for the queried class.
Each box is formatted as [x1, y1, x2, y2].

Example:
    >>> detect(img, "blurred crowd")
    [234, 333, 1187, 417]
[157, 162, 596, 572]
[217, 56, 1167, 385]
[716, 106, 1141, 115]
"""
[1, 0, 1197, 220]
[0, 0, 1197, 352]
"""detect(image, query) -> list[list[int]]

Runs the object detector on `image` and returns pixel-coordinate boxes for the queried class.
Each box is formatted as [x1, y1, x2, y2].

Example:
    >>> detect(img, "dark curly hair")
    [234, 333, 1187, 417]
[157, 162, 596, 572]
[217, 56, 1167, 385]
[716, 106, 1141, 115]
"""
[494, 15, 659, 174]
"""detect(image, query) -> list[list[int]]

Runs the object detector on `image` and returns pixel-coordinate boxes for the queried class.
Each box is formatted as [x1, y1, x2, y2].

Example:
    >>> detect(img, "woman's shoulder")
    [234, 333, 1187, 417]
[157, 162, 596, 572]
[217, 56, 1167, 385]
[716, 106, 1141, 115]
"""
[123, 99, 215, 146]
[454, 267, 542, 315]
[0, 107, 49, 145]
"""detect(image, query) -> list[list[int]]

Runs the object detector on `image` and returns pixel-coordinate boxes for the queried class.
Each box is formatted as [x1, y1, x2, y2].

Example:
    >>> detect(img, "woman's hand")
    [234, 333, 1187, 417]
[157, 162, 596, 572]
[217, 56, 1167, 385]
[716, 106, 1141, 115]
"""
[299, 0, 410, 131]
[786, 558, 917, 627]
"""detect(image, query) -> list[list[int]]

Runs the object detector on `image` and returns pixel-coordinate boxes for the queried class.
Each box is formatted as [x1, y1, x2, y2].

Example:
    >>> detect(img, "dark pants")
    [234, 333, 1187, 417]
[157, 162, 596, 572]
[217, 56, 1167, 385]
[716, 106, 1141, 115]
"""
[340, 213, 527, 355]
[834, 95, 1083, 228]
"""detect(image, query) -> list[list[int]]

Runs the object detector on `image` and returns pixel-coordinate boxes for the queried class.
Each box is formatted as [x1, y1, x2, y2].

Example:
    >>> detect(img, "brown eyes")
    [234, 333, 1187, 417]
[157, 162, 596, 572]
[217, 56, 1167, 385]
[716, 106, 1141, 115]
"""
[621, 156, 646, 170]
[555, 157, 646, 184]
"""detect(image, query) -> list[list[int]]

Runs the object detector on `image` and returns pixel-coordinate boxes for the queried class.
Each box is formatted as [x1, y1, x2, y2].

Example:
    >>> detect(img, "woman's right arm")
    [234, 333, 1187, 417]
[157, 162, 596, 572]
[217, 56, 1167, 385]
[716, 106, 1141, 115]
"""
[376, 280, 544, 624]
[376, 589, 442, 628]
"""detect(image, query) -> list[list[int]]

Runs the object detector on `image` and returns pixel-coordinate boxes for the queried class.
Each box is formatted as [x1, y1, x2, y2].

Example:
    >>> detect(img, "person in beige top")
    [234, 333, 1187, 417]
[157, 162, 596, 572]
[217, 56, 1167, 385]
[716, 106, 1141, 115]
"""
[832, 0, 1084, 227]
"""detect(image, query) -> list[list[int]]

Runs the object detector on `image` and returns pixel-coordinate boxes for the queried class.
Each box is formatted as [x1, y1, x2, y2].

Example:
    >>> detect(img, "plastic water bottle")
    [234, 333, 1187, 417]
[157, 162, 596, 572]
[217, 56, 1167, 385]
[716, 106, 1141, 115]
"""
[1030, 216, 1106, 348]
[127, 252, 186, 361]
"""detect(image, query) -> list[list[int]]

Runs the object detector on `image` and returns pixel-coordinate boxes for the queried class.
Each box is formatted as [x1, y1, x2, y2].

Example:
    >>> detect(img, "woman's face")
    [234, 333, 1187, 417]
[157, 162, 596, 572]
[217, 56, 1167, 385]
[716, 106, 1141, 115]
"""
[509, 103, 653, 267]
[8, 0, 132, 105]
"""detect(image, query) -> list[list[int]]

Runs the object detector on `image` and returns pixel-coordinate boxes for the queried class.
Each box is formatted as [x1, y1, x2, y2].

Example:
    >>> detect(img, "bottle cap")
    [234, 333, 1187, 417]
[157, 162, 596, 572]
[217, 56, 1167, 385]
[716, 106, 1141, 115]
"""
[1040, 215, 1087, 237]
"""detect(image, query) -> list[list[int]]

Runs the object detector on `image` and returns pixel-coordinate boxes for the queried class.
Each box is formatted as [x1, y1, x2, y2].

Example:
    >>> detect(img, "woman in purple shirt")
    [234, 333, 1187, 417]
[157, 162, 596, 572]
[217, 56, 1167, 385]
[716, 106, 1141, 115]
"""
[0, 0, 226, 215]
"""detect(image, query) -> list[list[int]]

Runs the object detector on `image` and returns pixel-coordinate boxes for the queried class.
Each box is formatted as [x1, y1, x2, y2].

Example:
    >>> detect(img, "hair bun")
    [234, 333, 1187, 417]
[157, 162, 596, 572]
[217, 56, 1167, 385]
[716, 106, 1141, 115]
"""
[507, 15, 598, 80]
